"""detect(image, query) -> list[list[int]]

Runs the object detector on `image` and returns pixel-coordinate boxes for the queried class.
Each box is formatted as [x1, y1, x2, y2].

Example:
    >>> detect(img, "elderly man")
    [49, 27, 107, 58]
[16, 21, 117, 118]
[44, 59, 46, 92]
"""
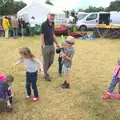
[40, 12, 60, 81]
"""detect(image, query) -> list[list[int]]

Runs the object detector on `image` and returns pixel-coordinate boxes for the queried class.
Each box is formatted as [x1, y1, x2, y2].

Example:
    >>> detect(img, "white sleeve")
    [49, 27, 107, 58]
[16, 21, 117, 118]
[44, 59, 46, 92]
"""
[15, 59, 23, 65]
[34, 58, 44, 72]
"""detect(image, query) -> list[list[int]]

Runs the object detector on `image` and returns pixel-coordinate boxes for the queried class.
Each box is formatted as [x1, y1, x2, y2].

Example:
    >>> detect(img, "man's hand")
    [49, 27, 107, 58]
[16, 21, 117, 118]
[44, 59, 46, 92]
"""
[54, 34, 60, 48]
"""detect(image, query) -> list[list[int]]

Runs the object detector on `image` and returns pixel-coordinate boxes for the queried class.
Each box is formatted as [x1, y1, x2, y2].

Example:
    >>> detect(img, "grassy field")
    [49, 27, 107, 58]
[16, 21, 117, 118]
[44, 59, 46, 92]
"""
[0, 36, 120, 120]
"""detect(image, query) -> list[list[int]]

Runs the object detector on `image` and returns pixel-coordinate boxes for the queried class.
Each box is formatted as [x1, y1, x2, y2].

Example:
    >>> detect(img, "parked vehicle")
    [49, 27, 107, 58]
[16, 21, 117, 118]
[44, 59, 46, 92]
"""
[76, 11, 120, 31]
[54, 19, 73, 35]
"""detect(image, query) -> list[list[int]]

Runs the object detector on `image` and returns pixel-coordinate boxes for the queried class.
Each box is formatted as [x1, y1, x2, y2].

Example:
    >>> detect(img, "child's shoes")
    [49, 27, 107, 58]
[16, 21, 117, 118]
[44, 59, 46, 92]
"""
[31, 97, 39, 102]
[103, 92, 111, 99]
[61, 81, 66, 88]
[61, 81, 70, 89]
[7, 105, 13, 112]
[26, 95, 31, 100]
[112, 94, 120, 100]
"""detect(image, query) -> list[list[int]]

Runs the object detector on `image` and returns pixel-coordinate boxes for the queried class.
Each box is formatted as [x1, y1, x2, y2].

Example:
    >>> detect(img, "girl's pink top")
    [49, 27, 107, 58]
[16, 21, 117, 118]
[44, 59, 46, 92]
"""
[0, 75, 5, 81]
[114, 65, 120, 78]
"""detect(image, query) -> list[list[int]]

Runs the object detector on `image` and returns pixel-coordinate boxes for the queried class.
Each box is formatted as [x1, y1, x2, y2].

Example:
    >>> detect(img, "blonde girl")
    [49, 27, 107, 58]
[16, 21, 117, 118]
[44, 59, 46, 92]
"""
[13, 47, 44, 102]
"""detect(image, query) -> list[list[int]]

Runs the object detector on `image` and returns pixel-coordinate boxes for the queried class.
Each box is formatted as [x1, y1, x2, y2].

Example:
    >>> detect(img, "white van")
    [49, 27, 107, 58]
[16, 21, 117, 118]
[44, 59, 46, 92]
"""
[76, 11, 120, 31]
[110, 11, 120, 25]
[76, 12, 110, 31]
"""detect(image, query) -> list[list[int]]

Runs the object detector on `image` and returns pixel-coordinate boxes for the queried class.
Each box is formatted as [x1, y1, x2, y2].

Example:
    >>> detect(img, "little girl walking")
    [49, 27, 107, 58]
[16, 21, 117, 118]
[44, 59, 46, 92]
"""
[104, 59, 120, 99]
[13, 47, 44, 102]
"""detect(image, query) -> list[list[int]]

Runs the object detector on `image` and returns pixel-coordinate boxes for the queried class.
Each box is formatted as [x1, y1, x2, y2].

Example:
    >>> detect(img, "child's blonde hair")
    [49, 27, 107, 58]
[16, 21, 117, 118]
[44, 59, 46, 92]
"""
[5, 75, 14, 83]
[19, 47, 35, 61]
[66, 36, 75, 43]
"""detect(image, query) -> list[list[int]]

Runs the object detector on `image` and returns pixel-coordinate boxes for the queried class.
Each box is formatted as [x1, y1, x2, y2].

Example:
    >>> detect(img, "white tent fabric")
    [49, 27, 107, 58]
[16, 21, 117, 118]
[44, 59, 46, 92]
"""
[17, 2, 65, 24]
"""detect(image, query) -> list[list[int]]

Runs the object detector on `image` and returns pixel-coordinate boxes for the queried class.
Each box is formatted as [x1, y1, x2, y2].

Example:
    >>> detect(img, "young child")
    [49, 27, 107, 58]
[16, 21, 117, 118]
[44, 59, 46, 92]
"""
[13, 47, 44, 102]
[56, 40, 67, 77]
[104, 59, 120, 99]
[0, 74, 14, 112]
[60, 36, 75, 89]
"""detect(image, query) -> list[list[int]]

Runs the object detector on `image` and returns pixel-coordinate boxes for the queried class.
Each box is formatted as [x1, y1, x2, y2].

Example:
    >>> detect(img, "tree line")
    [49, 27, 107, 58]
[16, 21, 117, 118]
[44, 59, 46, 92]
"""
[0, 0, 120, 16]
[0, 0, 26, 15]
[78, 0, 120, 12]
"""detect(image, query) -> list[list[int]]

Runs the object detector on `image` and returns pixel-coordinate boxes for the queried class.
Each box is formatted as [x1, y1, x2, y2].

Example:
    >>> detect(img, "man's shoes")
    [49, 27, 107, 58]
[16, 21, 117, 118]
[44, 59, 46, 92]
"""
[58, 74, 62, 77]
[44, 73, 51, 82]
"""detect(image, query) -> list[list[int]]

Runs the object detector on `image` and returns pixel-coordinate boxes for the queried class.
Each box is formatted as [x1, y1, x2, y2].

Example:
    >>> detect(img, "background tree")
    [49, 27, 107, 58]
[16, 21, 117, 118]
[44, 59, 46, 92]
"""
[0, 0, 26, 15]
[84, 6, 105, 12]
[45, 0, 53, 5]
[78, 0, 120, 13]
[106, 0, 120, 12]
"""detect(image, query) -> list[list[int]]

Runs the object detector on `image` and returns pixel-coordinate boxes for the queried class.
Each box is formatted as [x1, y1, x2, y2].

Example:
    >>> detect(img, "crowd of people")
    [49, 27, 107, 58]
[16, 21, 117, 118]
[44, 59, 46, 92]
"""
[0, 15, 36, 39]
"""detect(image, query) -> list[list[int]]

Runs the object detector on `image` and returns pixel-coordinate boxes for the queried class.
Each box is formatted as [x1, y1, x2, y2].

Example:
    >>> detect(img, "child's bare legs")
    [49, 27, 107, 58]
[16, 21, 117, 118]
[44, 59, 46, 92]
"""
[65, 75, 72, 85]
[61, 66, 71, 89]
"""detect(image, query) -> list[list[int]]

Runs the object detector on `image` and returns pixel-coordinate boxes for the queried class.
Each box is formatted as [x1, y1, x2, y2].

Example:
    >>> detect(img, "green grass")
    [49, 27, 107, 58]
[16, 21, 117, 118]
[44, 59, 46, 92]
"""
[0, 36, 120, 120]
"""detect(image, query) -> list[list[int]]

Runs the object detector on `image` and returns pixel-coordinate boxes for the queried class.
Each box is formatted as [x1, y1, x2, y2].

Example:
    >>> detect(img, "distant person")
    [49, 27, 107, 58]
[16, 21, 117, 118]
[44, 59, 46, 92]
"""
[0, 74, 14, 112]
[40, 11, 60, 81]
[13, 47, 44, 102]
[2, 16, 11, 39]
[30, 16, 36, 36]
[11, 15, 18, 39]
[19, 18, 25, 38]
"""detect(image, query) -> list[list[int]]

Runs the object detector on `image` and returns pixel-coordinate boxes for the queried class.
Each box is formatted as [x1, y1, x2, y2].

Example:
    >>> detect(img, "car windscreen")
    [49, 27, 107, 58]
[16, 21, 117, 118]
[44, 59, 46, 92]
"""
[78, 14, 88, 20]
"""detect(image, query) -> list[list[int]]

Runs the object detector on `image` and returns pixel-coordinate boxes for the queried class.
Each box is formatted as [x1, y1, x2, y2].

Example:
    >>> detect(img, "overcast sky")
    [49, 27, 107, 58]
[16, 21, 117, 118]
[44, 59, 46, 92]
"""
[20, 0, 114, 10]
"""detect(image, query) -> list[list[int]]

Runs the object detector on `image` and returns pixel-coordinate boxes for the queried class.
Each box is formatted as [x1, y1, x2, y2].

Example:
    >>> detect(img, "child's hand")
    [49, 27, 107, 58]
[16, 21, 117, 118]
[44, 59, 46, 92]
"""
[40, 71, 45, 77]
[60, 52, 66, 57]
